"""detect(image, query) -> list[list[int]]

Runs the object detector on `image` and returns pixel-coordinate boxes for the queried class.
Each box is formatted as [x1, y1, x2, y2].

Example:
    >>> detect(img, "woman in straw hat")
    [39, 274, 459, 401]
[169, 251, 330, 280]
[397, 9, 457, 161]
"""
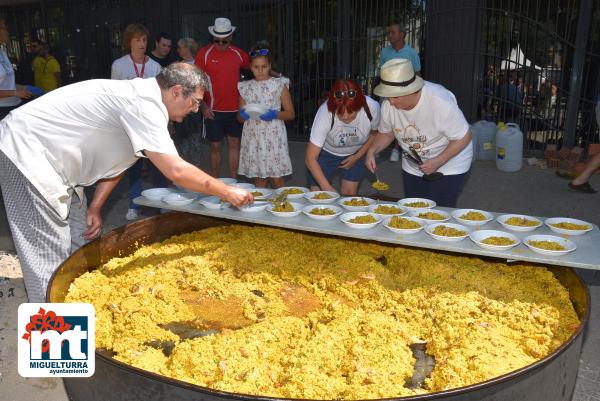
[365, 59, 472, 207]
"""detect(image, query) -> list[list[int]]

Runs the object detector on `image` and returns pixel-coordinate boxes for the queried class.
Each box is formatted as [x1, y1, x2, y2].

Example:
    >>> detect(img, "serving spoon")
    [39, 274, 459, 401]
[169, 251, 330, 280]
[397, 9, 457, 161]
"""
[372, 171, 390, 192]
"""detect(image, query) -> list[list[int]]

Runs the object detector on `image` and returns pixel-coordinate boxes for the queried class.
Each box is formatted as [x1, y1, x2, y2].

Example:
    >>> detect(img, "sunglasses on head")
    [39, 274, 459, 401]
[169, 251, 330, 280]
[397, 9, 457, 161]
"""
[213, 38, 230, 45]
[249, 49, 270, 58]
[333, 90, 357, 99]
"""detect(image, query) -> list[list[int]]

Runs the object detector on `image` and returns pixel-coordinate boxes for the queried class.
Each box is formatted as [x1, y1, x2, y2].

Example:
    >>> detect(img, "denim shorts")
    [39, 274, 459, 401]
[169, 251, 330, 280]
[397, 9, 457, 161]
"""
[306, 149, 367, 186]
[205, 111, 243, 142]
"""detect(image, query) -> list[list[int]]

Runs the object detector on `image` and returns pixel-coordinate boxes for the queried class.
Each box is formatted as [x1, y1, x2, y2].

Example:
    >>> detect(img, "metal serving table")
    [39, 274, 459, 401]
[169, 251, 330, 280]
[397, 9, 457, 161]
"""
[134, 195, 600, 270]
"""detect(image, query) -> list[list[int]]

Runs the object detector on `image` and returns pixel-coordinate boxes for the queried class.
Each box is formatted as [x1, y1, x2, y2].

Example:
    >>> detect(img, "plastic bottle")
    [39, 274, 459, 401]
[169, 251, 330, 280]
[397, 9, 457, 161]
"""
[495, 122, 523, 172]
[471, 120, 497, 160]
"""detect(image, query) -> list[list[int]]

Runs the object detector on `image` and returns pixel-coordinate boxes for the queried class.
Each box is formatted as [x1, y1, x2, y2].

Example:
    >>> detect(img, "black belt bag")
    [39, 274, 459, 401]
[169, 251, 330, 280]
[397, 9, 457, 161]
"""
[402, 147, 444, 182]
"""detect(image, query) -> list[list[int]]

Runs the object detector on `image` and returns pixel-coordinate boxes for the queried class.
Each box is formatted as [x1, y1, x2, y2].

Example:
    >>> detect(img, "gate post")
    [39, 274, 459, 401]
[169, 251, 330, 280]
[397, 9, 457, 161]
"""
[424, 0, 481, 122]
[284, 0, 294, 78]
[564, 0, 593, 147]
[337, 0, 351, 78]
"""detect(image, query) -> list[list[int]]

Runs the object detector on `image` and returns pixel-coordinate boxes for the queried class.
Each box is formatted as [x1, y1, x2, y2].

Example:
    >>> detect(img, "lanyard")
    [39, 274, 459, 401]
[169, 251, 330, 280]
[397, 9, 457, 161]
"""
[130, 55, 146, 78]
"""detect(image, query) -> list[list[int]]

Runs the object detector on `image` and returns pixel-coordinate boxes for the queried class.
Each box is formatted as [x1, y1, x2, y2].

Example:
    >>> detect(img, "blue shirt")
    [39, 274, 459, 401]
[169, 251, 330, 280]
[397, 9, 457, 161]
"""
[379, 43, 421, 72]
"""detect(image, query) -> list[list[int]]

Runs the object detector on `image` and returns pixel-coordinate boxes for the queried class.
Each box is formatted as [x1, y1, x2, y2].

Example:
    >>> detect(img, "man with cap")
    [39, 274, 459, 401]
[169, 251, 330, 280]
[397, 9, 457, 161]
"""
[195, 17, 250, 178]
[366, 59, 472, 207]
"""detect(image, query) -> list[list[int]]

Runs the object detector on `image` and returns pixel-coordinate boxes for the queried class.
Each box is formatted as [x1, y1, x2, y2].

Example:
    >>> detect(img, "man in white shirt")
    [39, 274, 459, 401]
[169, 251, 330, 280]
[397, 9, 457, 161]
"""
[0, 62, 253, 302]
[366, 59, 472, 207]
[0, 16, 32, 118]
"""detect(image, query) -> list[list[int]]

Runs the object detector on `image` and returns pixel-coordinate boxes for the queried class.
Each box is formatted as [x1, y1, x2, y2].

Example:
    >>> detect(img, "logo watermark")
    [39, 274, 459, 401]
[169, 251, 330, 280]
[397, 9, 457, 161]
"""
[18, 303, 95, 377]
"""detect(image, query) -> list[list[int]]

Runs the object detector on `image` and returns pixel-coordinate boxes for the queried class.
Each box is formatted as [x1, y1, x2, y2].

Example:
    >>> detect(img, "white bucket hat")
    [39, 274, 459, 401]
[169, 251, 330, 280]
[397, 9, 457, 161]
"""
[374, 58, 424, 98]
[208, 17, 236, 38]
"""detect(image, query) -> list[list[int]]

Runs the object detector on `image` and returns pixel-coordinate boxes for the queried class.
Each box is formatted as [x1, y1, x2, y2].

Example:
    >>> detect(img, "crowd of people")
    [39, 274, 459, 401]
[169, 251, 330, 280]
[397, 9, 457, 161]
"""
[479, 64, 561, 125]
[0, 11, 597, 305]
[0, 15, 476, 302]
[0, 18, 61, 121]
[99, 16, 471, 222]
[105, 17, 472, 217]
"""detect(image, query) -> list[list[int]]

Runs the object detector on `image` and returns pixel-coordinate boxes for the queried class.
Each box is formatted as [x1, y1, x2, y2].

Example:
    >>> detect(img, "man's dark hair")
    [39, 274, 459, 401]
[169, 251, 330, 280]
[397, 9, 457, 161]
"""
[156, 62, 208, 97]
[155, 32, 172, 43]
[31, 39, 49, 52]
[389, 20, 406, 34]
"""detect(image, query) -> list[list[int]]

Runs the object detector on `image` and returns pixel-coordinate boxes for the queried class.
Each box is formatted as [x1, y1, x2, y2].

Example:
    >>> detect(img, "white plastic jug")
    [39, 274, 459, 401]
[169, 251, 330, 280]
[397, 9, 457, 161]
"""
[471, 120, 497, 161]
[495, 122, 523, 172]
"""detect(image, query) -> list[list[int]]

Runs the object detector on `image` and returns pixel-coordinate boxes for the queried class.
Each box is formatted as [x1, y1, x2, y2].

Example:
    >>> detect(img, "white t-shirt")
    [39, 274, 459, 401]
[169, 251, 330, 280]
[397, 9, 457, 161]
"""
[378, 81, 472, 176]
[0, 78, 177, 219]
[309, 96, 381, 157]
[110, 55, 161, 80]
[0, 49, 20, 107]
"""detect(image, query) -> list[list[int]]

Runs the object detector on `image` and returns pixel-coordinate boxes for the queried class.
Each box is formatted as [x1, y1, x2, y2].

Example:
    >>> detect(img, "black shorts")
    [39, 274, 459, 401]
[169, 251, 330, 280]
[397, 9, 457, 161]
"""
[402, 170, 468, 208]
[205, 111, 243, 142]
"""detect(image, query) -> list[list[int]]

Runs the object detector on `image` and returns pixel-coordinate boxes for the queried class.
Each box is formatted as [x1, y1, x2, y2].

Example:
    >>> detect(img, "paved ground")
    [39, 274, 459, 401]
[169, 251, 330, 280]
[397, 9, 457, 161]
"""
[1, 140, 599, 400]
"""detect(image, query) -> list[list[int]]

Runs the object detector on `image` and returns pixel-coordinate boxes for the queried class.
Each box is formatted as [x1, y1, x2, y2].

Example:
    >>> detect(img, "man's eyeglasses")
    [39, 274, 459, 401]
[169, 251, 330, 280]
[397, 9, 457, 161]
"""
[189, 96, 203, 109]
[333, 90, 357, 99]
[213, 39, 230, 45]
[249, 49, 270, 58]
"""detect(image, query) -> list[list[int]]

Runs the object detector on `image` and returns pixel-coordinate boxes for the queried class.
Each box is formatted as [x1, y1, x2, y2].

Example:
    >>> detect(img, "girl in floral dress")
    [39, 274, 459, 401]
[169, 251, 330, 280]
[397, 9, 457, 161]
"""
[237, 44, 295, 188]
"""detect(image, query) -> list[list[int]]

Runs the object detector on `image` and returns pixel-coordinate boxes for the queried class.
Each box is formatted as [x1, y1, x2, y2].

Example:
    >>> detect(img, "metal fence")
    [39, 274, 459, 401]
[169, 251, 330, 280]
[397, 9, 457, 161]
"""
[174, 0, 426, 138]
[470, 0, 600, 154]
[1, 0, 599, 153]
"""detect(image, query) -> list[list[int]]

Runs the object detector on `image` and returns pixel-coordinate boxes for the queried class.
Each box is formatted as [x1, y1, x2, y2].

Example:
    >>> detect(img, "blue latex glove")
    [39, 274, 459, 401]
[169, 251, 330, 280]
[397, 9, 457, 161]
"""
[25, 85, 45, 97]
[259, 109, 278, 122]
[239, 108, 250, 121]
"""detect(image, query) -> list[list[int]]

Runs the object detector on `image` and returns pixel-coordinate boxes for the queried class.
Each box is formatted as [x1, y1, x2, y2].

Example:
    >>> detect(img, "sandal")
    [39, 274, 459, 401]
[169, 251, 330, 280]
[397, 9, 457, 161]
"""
[568, 181, 597, 194]
[556, 170, 577, 179]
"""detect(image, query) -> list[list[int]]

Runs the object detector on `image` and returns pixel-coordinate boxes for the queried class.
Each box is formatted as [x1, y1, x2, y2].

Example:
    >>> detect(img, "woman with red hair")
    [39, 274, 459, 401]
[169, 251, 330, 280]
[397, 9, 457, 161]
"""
[305, 80, 380, 195]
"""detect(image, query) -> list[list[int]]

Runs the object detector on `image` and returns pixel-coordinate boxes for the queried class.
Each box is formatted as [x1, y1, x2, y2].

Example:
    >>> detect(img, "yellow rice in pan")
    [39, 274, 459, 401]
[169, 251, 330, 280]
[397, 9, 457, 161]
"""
[66, 225, 579, 400]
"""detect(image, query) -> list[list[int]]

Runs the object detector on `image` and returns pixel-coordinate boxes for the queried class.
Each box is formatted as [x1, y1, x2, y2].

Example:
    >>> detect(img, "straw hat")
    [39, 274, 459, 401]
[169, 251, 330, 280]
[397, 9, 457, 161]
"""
[208, 17, 236, 38]
[374, 58, 424, 98]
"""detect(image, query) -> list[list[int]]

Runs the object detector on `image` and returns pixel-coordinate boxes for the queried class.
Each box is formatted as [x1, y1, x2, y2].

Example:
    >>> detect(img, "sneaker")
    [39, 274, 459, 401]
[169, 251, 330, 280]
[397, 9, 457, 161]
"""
[125, 208, 140, 221]
[389, 148, 400, 162]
